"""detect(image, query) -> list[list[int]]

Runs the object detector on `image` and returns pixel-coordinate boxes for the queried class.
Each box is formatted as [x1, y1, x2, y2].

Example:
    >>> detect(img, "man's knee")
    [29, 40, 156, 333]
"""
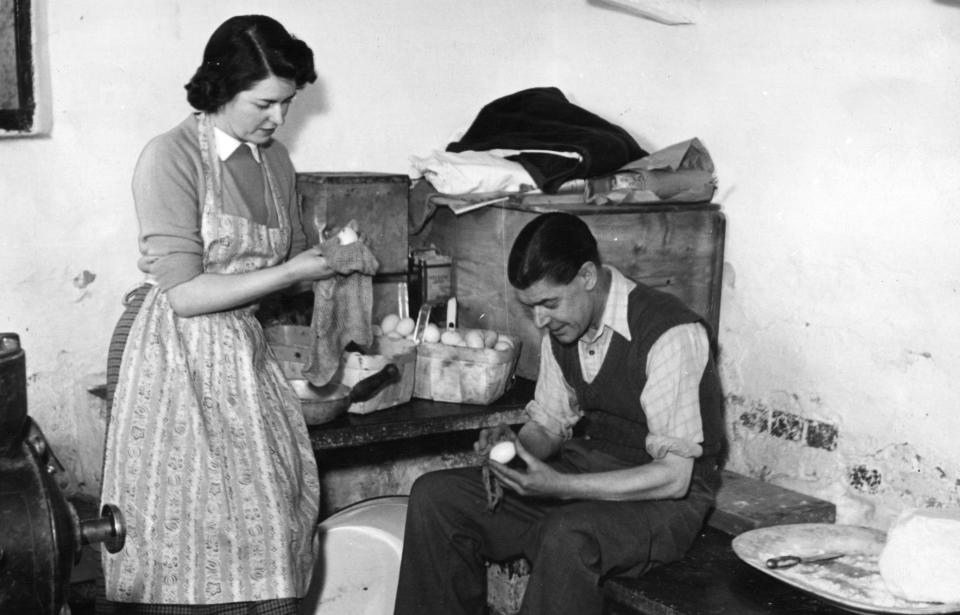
[407, 471, 442, 514]
[529, 513, 600, 568]
[408, 467, 476, 511]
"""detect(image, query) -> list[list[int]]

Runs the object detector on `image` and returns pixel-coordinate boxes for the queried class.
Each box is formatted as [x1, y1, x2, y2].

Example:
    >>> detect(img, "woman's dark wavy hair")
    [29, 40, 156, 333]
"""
[185, 15, 317, 112]
[507, 213, 600, 290]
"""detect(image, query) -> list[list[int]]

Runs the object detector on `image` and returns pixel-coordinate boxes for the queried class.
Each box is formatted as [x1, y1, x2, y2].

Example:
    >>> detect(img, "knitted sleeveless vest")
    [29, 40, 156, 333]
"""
[551, 283, 725, 465]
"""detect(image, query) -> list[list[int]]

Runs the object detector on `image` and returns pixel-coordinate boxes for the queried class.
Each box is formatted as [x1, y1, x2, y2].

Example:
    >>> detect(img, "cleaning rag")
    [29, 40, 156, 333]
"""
[301, 239, 380, 387]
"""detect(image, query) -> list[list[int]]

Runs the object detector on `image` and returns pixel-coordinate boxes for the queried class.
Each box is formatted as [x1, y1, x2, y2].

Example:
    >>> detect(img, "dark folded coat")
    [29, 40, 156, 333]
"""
[447, 87, 647, 193]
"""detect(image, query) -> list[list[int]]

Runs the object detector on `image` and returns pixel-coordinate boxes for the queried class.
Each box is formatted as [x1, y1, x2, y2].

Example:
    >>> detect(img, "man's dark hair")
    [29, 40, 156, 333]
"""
[507, 213, 600, 290]
[184, 15, 317, 112]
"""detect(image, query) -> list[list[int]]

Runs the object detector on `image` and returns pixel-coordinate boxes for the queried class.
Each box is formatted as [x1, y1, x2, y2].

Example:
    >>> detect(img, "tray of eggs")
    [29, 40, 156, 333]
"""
[376, 312, 521, 404]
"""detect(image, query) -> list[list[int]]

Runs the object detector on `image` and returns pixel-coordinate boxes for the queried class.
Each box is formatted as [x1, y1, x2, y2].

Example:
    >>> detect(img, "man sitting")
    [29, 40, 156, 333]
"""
[393, 212, 725, 615]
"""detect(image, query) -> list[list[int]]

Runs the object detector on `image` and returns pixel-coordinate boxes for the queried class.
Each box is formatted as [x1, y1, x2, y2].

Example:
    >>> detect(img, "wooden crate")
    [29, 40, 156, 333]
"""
[413, 199, 725, 379]
[264, 324, 312, 379]
[297, 172, 410, 275]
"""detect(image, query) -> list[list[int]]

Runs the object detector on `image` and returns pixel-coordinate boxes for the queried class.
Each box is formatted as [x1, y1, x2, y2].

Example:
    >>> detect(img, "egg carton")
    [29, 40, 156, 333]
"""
[412, 332, 521, 405]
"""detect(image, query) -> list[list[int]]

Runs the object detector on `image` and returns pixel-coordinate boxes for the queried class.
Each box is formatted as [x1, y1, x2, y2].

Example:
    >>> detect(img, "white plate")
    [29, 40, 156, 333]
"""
[731, 523, 960, 615]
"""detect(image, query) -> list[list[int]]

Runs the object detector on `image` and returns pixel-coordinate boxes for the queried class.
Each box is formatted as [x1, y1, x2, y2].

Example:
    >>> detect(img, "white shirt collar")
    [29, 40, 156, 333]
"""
[590, 265, 635, 343]
[213, 126, 261, 163]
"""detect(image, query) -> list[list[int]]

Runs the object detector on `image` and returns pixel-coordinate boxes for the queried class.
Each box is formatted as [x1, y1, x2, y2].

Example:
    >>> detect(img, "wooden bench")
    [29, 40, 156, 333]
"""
[487, 470, 839, 615]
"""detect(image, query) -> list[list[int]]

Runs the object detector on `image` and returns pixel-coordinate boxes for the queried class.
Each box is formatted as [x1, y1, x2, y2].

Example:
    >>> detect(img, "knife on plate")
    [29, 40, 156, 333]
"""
[765, 552, 845, 569]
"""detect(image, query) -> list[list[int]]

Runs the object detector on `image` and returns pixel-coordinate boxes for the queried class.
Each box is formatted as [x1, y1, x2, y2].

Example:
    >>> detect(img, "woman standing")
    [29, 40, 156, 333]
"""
[101, 15, 326, 614]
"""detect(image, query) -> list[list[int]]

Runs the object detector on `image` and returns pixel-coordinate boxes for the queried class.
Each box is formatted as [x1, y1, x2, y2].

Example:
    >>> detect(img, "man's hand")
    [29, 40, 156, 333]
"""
[474, 423, 516, 458]
[487, 439, 567, 499]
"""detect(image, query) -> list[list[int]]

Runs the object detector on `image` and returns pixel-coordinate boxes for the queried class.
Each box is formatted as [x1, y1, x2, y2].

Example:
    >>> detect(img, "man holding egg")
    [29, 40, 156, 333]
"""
[394, 213, 726, 615]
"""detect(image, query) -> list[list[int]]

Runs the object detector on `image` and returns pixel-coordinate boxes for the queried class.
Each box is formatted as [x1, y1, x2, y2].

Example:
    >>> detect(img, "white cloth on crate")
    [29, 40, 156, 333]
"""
[301, 239, 379, 387]
[409, 149, 537, 194]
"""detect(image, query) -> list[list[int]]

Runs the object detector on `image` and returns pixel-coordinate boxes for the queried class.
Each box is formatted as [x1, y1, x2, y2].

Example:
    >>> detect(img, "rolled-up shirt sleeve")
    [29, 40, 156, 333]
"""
[524, 334, 581, 439]
[643, 322, 710, 460]
[133, 136, 204, 290]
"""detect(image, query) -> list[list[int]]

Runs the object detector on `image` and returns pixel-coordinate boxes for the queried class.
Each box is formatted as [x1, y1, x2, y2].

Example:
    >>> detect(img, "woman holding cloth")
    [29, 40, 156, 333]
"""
[101, 15, 326, 614]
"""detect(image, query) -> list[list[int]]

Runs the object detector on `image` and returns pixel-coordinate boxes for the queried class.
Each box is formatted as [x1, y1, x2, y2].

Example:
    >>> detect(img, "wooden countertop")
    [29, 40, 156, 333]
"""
[308, 377, 533, 450]
[94, 377, 532, 452]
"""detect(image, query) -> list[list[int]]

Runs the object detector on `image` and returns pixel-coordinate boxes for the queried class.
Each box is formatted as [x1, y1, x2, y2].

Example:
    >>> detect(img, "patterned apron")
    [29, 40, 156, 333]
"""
[101, 114, 320, 605]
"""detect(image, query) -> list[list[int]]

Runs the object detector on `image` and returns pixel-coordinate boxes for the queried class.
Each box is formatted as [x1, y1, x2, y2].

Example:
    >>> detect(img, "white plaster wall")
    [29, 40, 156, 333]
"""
[1, 0, 959, 527]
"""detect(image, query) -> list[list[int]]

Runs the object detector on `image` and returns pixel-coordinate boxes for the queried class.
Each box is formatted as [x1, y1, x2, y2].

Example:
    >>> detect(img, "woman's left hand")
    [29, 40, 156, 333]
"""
[285, 246, 334, 282]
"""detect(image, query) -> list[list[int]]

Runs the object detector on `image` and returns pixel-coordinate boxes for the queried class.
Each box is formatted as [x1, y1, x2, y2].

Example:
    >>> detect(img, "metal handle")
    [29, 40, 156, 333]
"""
[349, 364, 400, 402]
[412, 303, 432, 344]
[446, 297, 458, 330]
[80, 504, 126, 554]
[765, 555, 801, 569]
[765, 552, 843, 569]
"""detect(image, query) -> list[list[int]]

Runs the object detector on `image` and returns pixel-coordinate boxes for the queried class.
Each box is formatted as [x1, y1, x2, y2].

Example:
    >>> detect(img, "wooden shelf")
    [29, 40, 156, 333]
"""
[308, 377, 533, 451]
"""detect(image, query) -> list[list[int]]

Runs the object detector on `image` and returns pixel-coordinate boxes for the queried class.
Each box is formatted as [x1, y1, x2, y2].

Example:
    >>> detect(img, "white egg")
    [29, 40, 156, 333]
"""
[380, 313, 400, 334]
[489, 441, 517, 464]
[395, 317, 416, 337]
[493, 340, 512, 352]
[338, 226, 358, 245]
[496, 334, 515, 348]
[481, 329, 499, 349]
[464, 329, 485, 349]
[440, 330, 463, 346]
[423, 323, 441, 343]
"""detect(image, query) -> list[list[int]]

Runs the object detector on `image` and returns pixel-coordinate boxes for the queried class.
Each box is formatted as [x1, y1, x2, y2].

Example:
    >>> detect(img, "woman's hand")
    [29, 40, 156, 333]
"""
[167, 248, 332, 317]
[284, 246, 334, 283]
